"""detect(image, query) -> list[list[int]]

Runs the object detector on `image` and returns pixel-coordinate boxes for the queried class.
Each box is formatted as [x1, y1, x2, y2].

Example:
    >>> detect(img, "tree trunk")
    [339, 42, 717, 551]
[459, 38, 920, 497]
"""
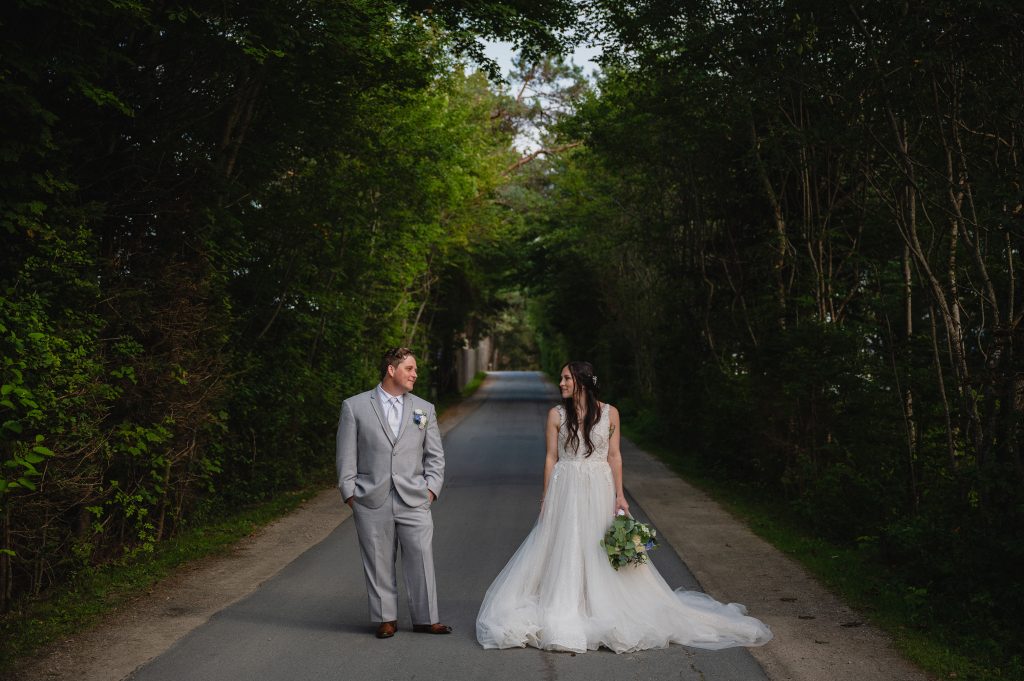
[902, 241, 919, 509]
[750, 117, 789, 327]
[1, 500, 11, 612]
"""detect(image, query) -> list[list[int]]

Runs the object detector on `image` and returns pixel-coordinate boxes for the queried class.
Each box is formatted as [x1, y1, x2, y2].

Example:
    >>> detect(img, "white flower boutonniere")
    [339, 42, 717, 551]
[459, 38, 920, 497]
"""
[413, 408, 427, 430]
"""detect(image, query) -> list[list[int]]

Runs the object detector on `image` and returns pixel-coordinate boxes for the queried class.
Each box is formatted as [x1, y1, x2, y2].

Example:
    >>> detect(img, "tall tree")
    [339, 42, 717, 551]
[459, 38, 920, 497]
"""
[525, 1, 1024, 673]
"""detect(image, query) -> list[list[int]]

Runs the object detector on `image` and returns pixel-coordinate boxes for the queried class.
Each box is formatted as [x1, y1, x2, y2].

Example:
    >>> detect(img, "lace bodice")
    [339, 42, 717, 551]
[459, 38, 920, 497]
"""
[556, 403, 610, 462]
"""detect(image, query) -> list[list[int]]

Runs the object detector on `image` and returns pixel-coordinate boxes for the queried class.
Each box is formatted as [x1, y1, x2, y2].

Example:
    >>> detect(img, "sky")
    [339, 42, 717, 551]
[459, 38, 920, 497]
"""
[481, 40, 603, 81]
[475, 40, 603, 153]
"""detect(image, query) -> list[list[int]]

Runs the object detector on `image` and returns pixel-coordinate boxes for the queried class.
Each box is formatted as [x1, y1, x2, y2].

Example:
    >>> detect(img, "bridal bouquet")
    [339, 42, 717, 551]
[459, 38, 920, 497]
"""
[600, 512, 659, 570]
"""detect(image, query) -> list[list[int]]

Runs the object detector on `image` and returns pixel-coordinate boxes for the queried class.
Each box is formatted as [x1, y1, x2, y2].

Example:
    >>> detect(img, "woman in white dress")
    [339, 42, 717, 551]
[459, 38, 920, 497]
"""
[475, 361, 773, 654]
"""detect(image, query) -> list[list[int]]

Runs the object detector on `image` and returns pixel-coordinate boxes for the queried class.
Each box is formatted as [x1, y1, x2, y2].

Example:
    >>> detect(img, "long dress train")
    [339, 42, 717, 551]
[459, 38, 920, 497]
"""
[475, 403, 773, 654]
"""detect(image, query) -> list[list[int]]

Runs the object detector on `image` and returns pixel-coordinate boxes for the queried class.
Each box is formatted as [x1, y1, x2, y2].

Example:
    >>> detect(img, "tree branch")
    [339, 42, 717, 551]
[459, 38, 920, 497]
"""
[503, 141, 582, 175]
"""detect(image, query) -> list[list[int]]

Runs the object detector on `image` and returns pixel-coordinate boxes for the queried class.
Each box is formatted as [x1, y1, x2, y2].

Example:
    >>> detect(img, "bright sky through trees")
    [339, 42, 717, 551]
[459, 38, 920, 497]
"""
[482, 39, 601, 79]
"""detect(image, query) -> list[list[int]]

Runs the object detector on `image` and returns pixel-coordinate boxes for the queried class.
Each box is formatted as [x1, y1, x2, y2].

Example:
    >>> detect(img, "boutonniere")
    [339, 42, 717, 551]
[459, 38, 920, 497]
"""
[413, 408, 427, 430]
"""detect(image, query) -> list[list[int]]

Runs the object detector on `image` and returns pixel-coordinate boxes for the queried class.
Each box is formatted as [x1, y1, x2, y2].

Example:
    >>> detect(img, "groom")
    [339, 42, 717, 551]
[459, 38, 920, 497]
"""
[336, 347, 451, 639]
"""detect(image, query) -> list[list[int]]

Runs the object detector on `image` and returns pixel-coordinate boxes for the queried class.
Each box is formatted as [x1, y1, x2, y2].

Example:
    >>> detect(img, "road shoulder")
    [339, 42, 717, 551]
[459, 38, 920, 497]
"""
[16, 379, 491, 681]
[622, 438, 936, 681]
[18, 377, 934, 681]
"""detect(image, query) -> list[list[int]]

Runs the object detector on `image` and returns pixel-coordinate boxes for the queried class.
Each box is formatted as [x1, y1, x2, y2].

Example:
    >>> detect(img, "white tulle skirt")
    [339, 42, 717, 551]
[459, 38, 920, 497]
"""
[475, 459, 773, 654]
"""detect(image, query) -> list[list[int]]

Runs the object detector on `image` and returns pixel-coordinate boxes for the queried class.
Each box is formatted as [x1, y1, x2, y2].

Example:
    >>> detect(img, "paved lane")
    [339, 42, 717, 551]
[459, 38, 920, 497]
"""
[129, 372, 768, 681]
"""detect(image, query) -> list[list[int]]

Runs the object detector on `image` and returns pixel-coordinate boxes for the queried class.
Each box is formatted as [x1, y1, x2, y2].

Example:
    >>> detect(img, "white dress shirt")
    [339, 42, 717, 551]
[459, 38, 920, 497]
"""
[377, 384, 404, 437]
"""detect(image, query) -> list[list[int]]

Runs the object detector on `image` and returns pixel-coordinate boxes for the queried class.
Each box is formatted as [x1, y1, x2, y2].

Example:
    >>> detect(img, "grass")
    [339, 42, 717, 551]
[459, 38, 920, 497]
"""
[436, 370, 488, 415]
[624, 426, 1018, 681]
[0, 483, 326, 675]
[460, 371, 488, 398]
[1, 383, 488, 676]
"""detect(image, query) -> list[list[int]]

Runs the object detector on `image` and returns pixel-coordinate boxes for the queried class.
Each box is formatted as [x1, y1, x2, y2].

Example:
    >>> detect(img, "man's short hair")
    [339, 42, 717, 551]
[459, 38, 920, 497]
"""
[380, 347, 415, 381]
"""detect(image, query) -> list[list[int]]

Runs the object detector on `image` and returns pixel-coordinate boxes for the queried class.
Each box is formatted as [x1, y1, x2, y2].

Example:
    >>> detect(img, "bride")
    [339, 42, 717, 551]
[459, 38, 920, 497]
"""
[475, 361, 773, 654]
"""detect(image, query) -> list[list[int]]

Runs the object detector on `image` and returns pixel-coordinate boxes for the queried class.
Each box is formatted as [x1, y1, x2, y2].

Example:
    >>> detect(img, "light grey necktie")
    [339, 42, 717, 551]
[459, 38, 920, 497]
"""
[387, 397, 400, 437]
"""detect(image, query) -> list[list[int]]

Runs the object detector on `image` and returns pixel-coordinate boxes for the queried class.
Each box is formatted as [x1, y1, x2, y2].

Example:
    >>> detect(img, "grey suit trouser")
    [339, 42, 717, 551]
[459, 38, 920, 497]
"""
[351, 487, 438, 624]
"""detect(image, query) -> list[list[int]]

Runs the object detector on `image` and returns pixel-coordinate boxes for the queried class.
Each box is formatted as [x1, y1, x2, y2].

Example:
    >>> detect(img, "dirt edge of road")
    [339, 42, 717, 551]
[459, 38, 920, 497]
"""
[623, 440, 935, 681]
[13, 383, 490, 681]
[16, 375, 934, 681]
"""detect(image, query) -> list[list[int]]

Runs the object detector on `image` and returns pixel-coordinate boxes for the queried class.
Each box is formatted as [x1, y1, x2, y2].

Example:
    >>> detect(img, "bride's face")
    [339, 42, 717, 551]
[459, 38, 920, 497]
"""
[558, 367, 574, 399]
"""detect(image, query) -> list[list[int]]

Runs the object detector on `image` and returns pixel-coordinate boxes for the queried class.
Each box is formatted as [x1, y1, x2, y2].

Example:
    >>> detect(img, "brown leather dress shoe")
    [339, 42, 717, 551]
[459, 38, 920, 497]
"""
[375, 621, 397, 638]
[412, 623, 452, 634]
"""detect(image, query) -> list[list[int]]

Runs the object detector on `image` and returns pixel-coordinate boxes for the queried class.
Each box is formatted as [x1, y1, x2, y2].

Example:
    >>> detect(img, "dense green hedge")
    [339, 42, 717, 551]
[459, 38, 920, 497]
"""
[5, 3, 1023, 676]
[522, 1, 1024, 673]
[0, 0, 576, 612]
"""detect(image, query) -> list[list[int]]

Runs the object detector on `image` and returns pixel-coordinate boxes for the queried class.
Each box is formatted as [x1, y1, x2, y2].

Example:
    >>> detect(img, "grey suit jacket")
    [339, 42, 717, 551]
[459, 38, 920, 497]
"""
[336, 388, 444, 509]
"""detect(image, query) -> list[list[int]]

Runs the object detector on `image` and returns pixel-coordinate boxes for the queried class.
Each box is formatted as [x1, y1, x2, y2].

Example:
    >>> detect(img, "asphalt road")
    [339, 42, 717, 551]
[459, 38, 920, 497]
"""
[128, 372, 769, 681]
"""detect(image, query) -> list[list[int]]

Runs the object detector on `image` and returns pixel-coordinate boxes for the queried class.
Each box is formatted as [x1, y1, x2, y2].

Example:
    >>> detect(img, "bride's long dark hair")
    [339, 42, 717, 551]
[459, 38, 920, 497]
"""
[561, 361, 601, 457]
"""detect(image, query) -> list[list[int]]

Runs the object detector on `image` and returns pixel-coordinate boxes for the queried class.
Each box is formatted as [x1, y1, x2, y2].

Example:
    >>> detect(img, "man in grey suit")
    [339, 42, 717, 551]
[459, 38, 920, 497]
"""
[336, 347, 451, 639]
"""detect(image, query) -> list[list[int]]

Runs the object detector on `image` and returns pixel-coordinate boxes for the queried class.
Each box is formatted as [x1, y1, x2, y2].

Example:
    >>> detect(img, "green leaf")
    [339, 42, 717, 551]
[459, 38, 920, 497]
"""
[2, 420, 22, 433]
[76, 78, 133, 116]
[32, 446, 54, 457]
[16, 477, 36, 490]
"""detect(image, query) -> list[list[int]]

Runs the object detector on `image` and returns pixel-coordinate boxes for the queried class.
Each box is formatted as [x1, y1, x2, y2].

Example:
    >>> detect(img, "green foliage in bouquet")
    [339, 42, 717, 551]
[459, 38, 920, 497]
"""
[600, 514, 659, 570]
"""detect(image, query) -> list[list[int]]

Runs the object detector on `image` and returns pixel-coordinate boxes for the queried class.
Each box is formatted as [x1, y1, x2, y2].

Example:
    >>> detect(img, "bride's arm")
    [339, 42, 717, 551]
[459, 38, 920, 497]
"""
[541, 407, 560, 508]
[607, 406, 630, 516]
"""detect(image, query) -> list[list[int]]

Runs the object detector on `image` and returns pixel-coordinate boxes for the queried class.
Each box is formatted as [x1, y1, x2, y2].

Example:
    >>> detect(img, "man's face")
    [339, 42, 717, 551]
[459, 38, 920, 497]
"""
[388, 356, 418, 394]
